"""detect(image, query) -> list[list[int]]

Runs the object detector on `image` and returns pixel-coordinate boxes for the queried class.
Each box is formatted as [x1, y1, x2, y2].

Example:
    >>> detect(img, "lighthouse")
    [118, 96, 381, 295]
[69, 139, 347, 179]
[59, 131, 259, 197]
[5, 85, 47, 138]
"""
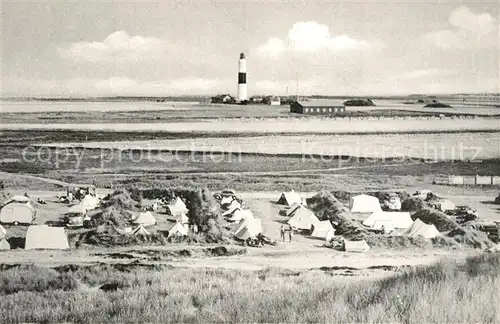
[237, 52, 248, 103]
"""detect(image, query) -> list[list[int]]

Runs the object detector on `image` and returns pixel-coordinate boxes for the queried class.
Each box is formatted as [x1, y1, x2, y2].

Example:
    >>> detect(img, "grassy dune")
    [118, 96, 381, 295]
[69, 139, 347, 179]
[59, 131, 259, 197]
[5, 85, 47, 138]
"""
[0, 253, 499, 323]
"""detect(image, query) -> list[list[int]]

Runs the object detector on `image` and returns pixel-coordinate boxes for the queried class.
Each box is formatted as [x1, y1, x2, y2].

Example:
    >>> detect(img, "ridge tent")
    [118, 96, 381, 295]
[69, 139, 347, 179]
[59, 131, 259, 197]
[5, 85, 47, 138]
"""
[167, 222, 188, 238]
[25, 225, 69, 250]
[362, 211, 413, 231]
[234, 218, 263, 240]
[277, 190, 302, 206]
[133, 211, 156, 226]
[285, 202, 303, 217]
[349, 194, 382, 213]
[132, 225, 150, 236]
[176, 212, 189, 224]
[167, 197, 188, 215]
[0, 201, 36, 225]
[311, 220, 335, 239]
[222, 200, 242, 217]
[406, 219, 441, 239]
[344, 240, 370, 252]
[229, 209, 254, 222]
[79, 194, 99, 211]
[0, 239, 10, 250]
[288, 207, 320, 230]
[0, 225, 6, 239]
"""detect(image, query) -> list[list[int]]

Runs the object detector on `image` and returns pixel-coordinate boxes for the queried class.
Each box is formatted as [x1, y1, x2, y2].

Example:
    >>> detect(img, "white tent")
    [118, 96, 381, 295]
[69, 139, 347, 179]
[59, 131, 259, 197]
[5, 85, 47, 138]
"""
[176, 212, 189, 224]
[350, 194, 382, 213]
[25, 225, 69, 250]
[79, 194, 99, 211]
[277, 190, 302, 206]
[0, 239, 10, 250]
[437, 199, 456, 212]
[0, 201, 36, 225]
[168, 197, 188, 215]
[222, 200, 242, 217]
[344, 240, 370, 252]
[229, 209, 254, 222]
[133, 211, 156, 226]
[167, 222, 188, 238]
[288, 207, 320, 230]
[0, 225, 6, 240]
[285, 202, 302, 217]
[406, 219, 441, 239]
[362, 211, 413, 231]
[311, 221, 335, 239]
[132, 224, 150, 236]
[220, 196, 234, 208]
[234, 218, 263, 240]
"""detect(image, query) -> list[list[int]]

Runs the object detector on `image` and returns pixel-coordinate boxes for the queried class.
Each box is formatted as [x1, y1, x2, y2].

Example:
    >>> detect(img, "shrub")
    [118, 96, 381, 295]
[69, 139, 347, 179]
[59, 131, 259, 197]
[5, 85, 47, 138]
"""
[411, 207, 459, 232]
[0, 265, 78, 295]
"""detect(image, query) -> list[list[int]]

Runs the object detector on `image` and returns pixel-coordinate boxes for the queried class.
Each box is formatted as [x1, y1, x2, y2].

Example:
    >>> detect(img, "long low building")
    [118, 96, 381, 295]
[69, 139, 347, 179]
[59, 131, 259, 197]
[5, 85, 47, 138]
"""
[290, 99, 346, 115]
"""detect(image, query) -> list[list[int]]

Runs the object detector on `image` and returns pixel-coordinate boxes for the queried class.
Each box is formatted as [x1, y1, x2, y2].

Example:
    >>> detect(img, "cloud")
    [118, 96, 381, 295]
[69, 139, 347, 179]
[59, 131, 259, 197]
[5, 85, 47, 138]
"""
[256, 37, 285, 58]
[59, 31, 169, 62]
[4, 77, 228, 97]
[401, 68, 457, 79]
[256, 21, 378, 57]
[449, 5, 496, 35]
[423, 6, 498, 49]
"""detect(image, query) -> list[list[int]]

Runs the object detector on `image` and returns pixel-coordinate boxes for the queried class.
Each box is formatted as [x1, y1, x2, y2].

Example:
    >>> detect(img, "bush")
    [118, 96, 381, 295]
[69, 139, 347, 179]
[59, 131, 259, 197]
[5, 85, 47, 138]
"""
[411, 207, 459, 232]
[343, 99, 376, 106]
[0, 265, 78, 295]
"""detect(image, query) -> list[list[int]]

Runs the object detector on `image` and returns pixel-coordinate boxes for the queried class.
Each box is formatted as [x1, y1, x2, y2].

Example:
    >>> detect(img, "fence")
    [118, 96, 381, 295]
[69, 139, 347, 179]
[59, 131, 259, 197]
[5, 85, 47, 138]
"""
[434, 175, 499, 186]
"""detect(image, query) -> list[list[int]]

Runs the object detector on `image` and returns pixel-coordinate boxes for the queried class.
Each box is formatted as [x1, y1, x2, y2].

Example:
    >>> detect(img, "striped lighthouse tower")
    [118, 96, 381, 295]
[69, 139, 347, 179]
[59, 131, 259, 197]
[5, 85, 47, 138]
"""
[237, 52, 248, 103]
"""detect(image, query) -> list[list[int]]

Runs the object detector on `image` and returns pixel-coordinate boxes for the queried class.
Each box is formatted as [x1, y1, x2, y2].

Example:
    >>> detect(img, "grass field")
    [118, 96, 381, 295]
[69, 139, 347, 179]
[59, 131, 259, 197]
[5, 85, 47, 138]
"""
[0, 253, 498, 323]
[36, 131, 500, 160]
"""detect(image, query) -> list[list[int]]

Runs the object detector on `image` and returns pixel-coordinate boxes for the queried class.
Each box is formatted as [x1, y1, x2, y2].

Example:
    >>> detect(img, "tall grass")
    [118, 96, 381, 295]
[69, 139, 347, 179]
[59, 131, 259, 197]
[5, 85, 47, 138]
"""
[0, 253, 499, 323]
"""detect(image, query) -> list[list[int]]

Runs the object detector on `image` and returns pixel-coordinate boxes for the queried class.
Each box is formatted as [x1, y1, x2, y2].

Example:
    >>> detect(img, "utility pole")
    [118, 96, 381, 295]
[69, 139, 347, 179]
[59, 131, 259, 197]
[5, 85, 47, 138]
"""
[296, 72, 299, 102]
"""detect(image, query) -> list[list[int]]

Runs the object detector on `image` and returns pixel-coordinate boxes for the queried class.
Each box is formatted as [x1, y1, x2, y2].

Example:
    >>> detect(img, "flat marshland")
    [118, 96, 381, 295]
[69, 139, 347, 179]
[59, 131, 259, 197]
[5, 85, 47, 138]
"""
[0, 253, 499, 323]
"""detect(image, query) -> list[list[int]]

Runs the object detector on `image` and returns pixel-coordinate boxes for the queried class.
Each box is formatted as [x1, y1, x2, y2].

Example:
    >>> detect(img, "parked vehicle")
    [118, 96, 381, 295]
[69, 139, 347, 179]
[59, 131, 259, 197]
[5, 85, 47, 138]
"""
[445, 205, 478, 224]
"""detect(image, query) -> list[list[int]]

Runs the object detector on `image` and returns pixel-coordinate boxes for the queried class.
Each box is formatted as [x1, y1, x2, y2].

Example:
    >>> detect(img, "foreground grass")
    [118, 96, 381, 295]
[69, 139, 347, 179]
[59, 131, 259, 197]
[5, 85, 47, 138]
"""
[0, 253, 499, 323]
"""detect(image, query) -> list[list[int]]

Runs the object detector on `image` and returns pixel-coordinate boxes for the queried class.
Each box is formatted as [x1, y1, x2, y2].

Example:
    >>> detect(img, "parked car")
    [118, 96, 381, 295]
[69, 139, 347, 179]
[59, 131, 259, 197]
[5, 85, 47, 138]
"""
[445, 205, 478, 224]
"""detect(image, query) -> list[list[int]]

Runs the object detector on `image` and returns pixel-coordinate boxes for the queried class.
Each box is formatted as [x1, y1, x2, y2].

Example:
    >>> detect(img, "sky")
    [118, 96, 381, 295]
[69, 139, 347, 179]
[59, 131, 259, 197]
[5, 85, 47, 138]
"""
[1, 1, 499, 97]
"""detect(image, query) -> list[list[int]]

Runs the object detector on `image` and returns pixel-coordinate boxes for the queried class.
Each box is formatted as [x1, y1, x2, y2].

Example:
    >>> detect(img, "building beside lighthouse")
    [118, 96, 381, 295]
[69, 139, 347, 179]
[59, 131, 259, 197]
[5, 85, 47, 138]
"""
[237, 52, 248, 104]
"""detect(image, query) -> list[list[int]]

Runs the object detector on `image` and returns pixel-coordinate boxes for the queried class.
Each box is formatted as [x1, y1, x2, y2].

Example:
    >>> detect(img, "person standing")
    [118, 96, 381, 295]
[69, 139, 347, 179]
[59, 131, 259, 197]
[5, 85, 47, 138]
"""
[280, 225, 285, 242]
[288, 224, 293, 242]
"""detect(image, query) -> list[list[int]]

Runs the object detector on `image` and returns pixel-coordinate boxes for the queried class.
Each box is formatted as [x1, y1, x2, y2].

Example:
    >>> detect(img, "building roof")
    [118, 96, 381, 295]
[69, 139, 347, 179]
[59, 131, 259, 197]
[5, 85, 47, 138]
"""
[296, 99, 345, 107]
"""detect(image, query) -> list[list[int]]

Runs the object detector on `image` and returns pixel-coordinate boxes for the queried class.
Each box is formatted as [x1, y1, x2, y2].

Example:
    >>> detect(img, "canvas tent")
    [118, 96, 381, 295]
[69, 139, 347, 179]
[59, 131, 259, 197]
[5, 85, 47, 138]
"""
[0, 239, 10, 250]
[362, 211, 413, 231]
[0, 201, 36, 225]
[311, 220, 335, 240]
[350, 194, 382, 213]
[79, 194, 99, 211]
[229, 209, 254, 222]
[176, 212, 189, 224]
[277, 190, 302, 206]
[288, 207, 320, 230]
[167, 222, 188, 238]
[406, 219, 440, 239]
[344, 240, 370, 252]
[25, 225, 69, 250]
[234, 218, 263, 240]
[0, 225, 6, 239]
[167, 197, 188, 215]
[133, 211, 156, 226]
[222, 200, 242, 217]
[285, 202, 302, 217]
[132, 225, 150, 236]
